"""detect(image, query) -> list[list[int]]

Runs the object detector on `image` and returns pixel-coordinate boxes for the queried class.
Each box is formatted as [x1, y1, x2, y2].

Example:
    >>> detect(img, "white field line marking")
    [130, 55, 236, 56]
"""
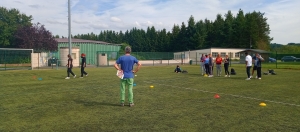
[143, 80, 300, 107]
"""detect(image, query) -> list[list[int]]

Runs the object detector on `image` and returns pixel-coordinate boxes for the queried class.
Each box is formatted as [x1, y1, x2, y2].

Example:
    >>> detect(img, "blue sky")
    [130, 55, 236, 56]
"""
[1, 0, 299, 44]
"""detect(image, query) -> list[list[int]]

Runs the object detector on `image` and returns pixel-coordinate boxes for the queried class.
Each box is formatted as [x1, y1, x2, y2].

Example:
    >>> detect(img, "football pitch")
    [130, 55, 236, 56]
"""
[1, 65, 300, 131]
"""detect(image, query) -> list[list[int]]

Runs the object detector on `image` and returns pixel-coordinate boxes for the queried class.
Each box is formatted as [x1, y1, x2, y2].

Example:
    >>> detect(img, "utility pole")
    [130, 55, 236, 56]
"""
[68, 0, 72, 55]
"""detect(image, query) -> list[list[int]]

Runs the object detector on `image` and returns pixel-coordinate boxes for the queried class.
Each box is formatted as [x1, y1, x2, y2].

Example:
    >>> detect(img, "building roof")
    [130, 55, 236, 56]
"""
[55, 38, 122, 45]
[175, 47, 246, 53]
[237, 49, 271, 53]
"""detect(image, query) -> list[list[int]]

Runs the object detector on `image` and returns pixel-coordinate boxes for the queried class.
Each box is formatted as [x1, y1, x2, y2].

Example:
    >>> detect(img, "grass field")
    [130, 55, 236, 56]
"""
[1, 64, 300, 131]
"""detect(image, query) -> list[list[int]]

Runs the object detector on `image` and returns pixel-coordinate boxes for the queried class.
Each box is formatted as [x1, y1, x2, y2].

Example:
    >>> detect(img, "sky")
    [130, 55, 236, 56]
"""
[1, 0, 299, 44]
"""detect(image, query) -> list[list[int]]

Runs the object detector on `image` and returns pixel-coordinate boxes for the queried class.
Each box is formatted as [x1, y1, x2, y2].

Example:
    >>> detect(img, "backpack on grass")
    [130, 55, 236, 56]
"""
[231, 68, 236, 75]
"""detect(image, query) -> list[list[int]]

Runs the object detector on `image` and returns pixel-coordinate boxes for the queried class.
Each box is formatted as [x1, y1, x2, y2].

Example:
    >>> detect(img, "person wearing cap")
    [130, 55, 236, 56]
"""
[65, 54, 76, 79]
[80, 53, 88, 78]
[114, 46, 141, 107]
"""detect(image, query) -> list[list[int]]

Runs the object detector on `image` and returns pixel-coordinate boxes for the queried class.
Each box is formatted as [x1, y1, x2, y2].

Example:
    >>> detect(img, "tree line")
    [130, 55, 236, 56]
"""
[72, 9, 273, 52]
[1, 7, 273, 52]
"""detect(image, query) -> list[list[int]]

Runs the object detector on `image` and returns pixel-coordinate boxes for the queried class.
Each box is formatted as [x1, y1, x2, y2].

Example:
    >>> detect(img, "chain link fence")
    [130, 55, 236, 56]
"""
[0, 48, 34, 71]
[1, 49, 299, 70]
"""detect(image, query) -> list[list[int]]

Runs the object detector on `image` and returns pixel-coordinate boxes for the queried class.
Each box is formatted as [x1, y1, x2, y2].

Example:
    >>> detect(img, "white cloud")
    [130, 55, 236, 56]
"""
[111, 17, 122, 22]
[0, 0, 299, 44]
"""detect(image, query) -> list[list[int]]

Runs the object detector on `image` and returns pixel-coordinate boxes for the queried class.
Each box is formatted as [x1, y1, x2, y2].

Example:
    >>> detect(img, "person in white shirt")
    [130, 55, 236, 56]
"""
[245, 52, 252, 80]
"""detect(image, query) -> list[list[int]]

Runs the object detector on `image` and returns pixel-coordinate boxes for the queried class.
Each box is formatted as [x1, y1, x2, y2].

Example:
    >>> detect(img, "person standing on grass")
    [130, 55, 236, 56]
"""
[208, 54, 214, 77]
[80, 53, 88, 78]
[65, 54, 76, 79]
[215, 54, 222, 76]
[224, 55, 230, 77]
[245, 52, 252, 80]
[200, 54, 205, 75]
[114, 46, 141, 107]
[256, 54, 264, 80]
[251, 54, 258, 79]
[204, 55, 210, 75]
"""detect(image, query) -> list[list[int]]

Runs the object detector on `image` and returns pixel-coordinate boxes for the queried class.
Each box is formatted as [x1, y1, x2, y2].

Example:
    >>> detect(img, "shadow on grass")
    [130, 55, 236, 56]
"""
[74, 100, 120, 107]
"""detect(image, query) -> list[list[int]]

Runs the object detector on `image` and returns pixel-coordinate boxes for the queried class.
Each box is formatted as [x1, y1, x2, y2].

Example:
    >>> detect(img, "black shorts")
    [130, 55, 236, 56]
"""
[253, 66, 257, 70]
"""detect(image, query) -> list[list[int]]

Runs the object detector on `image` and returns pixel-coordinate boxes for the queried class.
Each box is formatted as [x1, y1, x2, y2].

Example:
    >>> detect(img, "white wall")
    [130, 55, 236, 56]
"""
[174, 48, 245, 64]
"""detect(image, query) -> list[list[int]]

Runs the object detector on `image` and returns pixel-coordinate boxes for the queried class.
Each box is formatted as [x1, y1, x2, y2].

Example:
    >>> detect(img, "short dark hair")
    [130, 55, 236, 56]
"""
[125, 46, 131, 53]
[245, 52, 248, 55]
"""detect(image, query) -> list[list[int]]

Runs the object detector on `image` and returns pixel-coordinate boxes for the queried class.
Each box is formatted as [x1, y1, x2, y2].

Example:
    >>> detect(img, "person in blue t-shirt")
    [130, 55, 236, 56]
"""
[114, 46, 141, 107]
[204, 55, 210, 75]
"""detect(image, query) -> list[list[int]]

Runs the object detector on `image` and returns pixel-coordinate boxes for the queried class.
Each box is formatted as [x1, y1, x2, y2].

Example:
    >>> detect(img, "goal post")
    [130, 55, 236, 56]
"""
[0, 48, 33, 71]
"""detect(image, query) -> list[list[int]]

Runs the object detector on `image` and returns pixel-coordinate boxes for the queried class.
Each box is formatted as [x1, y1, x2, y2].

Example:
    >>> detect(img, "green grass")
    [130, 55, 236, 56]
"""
[1, 65, 300, 131]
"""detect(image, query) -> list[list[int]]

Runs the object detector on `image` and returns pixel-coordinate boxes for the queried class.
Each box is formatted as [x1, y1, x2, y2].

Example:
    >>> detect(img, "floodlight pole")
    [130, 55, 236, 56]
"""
[68, 0, 72, 55]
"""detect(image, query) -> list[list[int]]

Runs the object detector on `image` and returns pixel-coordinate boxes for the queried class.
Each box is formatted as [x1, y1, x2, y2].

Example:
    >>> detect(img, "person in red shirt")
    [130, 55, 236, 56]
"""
[215, 54, 222, 76]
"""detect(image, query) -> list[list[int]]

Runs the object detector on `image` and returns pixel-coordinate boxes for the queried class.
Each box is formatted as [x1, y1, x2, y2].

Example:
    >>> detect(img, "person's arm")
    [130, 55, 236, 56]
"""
[245, 57, 248, 67]
[68, 60, 71, 68]
[259, 56, 264, 61]
[133, 61, 141, 73]
[84, 58, 86, 67]
[114, 63, 121, 71]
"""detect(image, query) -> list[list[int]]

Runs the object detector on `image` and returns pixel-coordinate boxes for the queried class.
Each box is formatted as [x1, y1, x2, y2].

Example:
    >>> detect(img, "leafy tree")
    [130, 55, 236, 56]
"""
[223, 10, 235, 48]
[0, 7, 32, 47]
[14, 23, 58, 51]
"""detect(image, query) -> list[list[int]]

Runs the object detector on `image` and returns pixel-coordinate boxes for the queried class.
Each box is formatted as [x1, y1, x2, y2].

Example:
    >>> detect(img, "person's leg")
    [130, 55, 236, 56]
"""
[205, 64, 209, 74]
[218, 64, 221, 76]
[257, 67, 262, 79]
[226, 65, 230, 75]
[246, 66, 251, 79]
[201, 63, 203, 75]
[83, 67, 88, 75]
[120, 79, 126, 105]
[81, 67, 84, 77]
[70, 67, 75, 76]
[224, 64, 228, 76]
[127, 78, 134, 106]
[67, 68, 70, 77]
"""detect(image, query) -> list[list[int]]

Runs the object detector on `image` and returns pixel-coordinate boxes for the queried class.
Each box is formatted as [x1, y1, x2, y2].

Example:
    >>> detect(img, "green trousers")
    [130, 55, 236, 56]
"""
[120, 78, 134, 104]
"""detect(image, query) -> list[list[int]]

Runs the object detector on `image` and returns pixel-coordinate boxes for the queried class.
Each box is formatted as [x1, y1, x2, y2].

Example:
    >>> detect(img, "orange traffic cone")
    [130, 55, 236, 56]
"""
[214, 94, 220, 99]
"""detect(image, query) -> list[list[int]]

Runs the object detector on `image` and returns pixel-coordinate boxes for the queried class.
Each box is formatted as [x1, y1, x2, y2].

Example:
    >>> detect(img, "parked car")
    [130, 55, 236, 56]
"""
[269, 57, 276, 62]
[281, 56, 300, 62]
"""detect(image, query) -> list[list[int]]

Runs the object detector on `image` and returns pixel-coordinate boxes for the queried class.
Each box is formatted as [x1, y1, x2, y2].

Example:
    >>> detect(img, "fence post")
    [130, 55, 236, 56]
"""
[196, 52, 198, 65]
[4, 50, 6, 71]
[276, 51, 277, 69]
[56, 60, 58, 70]
[168, 52, 169, 65]
[229, 52, 231, 67]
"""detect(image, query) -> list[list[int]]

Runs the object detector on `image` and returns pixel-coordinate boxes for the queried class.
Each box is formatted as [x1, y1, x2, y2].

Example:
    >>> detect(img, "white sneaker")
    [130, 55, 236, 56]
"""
[225, 75, 227, 77]
[256, 76, 258, 79]
[250, 76, 253, 78]
[74, 75, 76, 78]
[258, 78, 261, 80]
[86, 74, 88, 76]
[245, 78, 250, 80]
[228, 75, 230, 77]
[65, 77, 70, 79]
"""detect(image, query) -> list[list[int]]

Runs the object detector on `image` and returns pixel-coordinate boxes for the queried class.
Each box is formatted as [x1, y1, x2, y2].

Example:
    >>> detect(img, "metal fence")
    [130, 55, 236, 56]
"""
[0, 48, 33, 71]
[1, 49, 299, 70]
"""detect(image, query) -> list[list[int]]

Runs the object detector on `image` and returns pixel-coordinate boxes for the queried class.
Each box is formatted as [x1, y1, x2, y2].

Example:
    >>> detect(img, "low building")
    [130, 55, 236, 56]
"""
[174, 48, 246, 64]
[53, 38, 121, 66]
